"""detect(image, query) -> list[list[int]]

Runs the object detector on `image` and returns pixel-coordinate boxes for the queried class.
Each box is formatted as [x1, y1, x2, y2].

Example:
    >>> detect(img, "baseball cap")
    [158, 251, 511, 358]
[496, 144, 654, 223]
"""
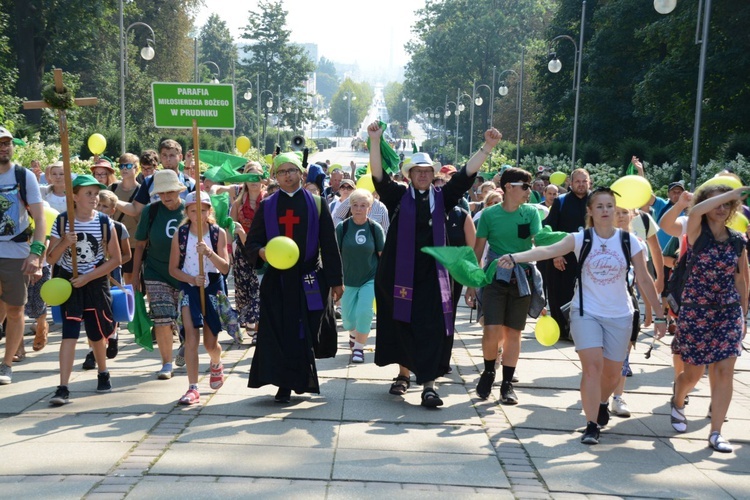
[0, 127, 13, 140]
[184, 190, 211, 206]
[668, 181, 685, 192]
[72, 174, 108, 190]
[340, 179, 355, 189]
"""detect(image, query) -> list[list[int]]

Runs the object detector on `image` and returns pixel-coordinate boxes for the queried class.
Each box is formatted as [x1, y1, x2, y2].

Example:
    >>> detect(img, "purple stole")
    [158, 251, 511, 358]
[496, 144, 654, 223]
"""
[393, 186, 453, 336]
[264, 189, 324, 313]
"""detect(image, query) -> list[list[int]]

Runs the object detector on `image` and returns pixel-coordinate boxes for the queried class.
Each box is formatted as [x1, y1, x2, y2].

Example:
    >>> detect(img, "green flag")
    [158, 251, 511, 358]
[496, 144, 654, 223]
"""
[365, 121, 400, 175]
[199, 150, 248, 170]
[128, 291, 154, 352]
[210, 192, 234, 239]
[412, 141, 418, 154]
[421, 246, 499, 288]
[626, 162, 636, 175]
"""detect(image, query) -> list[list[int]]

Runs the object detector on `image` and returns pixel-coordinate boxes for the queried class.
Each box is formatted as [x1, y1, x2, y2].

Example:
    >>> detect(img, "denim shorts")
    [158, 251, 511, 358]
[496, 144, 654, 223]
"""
[570, 308, 633, 362]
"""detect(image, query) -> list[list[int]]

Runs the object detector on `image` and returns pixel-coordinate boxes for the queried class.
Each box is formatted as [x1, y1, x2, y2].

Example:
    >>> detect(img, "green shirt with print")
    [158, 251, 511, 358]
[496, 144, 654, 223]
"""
[476, 202, 542, 256]
[335, 219, 386, 287]
[135, 201, 185, 288]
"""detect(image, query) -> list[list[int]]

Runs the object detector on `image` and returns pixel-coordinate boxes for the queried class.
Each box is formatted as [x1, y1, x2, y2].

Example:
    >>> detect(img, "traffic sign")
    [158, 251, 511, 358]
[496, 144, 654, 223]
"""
[151, 82, 235, 129]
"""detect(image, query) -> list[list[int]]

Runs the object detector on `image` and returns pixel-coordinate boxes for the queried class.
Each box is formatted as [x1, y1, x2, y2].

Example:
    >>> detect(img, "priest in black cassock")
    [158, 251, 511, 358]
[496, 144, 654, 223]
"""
[367, 121, 503, 407]
[243, 152, 344, 403]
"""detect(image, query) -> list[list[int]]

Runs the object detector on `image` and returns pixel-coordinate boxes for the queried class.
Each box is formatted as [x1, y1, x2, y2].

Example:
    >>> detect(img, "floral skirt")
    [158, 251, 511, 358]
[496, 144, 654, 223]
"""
[232, 245, 260, 326]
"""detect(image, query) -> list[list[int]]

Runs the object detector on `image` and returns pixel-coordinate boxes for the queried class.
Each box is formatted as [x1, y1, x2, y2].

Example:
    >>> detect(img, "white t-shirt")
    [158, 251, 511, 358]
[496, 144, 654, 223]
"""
[182, 231, 218, 277]
[50, 212, 114, 275]
[572, 228, 643, 318]
[41, 185, 67, 213]
[0, 166, 43, 259]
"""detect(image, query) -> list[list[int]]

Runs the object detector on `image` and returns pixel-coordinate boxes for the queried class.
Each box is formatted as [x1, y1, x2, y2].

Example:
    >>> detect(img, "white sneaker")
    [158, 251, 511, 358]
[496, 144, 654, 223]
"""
[610, 397, 631, 417]
[0, 363, 12, 384]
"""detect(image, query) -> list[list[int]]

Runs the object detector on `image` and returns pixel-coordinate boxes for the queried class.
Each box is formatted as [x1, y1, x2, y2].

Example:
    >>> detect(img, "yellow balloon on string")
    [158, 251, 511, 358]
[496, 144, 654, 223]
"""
[535, 315, 560, 347]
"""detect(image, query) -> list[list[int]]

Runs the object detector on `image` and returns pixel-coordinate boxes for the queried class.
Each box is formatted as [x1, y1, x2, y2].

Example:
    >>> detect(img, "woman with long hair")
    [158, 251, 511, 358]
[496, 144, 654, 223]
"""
[497, 187, 666, 445]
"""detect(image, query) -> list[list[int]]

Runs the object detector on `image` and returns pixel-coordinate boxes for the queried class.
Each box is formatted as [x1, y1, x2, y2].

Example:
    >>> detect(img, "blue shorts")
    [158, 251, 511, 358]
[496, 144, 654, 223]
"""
[341, 280, 375, 334]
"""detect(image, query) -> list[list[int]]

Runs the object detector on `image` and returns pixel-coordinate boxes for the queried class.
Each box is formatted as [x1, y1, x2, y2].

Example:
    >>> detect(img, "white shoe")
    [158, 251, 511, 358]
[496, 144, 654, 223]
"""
[610, 397, 631, 417]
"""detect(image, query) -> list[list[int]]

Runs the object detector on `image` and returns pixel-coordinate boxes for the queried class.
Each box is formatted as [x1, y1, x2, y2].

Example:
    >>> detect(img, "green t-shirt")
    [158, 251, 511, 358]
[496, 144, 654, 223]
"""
[135, 201, 185, 288]
[476, 203, 542, 256]
[335, 218, 386, 287]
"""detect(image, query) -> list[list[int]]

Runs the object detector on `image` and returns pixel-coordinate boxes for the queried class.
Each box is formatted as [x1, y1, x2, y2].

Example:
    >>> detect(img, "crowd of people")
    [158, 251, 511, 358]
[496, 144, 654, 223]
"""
[0, 123, 746, 454]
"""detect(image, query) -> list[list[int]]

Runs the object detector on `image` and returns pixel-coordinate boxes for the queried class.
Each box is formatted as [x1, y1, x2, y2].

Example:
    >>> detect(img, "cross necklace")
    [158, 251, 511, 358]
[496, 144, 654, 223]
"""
[595, 229, 616, 250]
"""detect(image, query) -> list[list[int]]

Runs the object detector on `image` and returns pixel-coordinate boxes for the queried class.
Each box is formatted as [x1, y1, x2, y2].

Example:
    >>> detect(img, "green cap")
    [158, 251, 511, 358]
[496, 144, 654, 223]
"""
[273, 152, 303, 172]
[72, 174, 108, 190]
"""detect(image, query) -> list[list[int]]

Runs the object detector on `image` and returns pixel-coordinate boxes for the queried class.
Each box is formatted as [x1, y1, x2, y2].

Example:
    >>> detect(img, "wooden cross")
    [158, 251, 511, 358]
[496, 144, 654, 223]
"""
[23, 68, 98, 278]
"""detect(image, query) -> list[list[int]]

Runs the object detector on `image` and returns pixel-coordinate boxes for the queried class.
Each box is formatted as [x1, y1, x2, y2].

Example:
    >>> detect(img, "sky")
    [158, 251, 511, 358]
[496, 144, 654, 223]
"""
[194, 0, 427, 81]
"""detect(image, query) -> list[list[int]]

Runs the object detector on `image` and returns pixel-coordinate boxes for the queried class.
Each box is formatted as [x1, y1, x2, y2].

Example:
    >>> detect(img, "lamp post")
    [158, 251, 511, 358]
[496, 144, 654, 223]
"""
[455, 89, 472, 163]
[343, 90, 356, 137]
[548, 2, 586, 170]
[445, 100, 457, 164]
[434, 106, 445, 153]
[497, 60, 524, 167]
[470, 81, 492, 153]
[200, 61, 220, 84]
[258, 89, 274, 154]
[119, 2, 155, 154]
[654, 0, 708, 190]
[402, 96, 413, 139]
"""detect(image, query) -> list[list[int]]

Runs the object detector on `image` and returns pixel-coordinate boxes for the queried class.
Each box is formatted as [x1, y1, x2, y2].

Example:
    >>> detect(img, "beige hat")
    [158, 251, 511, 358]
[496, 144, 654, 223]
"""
[152, 169, 187, 194]
[401, 152, 441, 178]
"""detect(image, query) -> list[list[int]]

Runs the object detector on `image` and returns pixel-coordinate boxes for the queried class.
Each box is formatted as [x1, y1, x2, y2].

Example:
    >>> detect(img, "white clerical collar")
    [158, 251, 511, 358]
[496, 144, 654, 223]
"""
[281, 186, 303, 197]
[409, 185, 435, 212]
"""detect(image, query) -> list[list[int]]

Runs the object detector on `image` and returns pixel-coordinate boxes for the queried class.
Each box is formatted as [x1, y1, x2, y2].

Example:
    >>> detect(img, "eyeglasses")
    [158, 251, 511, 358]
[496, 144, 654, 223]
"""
[509, 182, 532, 191]
[276, 168, 299, 177]
[119, 163, 135, 170]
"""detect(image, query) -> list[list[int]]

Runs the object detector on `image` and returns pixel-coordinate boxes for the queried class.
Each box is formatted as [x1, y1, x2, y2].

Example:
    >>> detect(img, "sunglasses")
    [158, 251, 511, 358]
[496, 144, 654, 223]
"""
[339, 185, 354, 191]
[119, 163, 135, 170]
[509, 182, 532, 191]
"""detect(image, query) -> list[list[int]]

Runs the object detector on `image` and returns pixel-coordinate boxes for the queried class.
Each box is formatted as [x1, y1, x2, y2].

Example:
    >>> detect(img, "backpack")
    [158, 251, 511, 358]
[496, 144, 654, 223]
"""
[665, 221, 745, 314]
[575, 228, 632, 316]
[177, 221, 220, 270]
[55, 211, 112, 246]
[110, 182, 139, 222]
[10, 165, 31, 242]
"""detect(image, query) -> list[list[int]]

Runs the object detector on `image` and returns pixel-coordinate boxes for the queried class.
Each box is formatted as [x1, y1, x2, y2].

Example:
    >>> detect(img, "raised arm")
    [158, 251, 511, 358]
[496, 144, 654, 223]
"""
[497, 233, 576, 267]
[367, 121, 384, 182]
[465, 128, 502, 177]
[659, 190, 692, 237]
[687, 187, 749, 244]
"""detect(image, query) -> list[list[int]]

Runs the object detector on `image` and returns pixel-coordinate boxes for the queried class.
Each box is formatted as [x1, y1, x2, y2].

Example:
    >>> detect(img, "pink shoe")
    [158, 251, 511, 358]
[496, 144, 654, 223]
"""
[209, 363, 224, 390]
[178, 388, 200, 405]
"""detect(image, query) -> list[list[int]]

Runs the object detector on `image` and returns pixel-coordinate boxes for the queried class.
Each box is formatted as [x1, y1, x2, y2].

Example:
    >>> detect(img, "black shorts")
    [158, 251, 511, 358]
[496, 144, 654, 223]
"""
[121, 249, 135, 274]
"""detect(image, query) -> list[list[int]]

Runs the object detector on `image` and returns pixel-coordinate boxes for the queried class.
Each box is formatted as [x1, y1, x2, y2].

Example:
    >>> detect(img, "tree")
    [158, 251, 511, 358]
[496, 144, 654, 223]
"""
[0, 11, 22, 129]
[199, 14, 236, 84]
[239, 0, 315, 152]
[404, 0, 548, 156]
[316, 56, 338, 106]
[330, 79, 372, 135]
[383, 81, 405, 124]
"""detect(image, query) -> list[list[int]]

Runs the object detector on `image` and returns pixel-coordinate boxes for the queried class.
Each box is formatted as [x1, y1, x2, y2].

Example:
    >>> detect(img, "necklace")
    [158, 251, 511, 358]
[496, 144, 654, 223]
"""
[594, 229, 616, 250]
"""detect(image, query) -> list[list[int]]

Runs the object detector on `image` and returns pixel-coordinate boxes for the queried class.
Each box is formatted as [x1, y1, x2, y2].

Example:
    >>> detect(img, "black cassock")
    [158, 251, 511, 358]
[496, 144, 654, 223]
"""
[373, 168, 474, 384]
[243, 189, 342, 394]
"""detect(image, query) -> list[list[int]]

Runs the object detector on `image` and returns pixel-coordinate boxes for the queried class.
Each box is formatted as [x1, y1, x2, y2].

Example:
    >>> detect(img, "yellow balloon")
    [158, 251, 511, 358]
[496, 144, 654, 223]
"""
[263, 154, 274, 167]
[356, 174, 375, 193]
[88, 133, 107, 155]
[727, 212, 749, 233]
[40, 278, 72, 306]
[550, 171, 567, 186]
[44, 206, 59, 237]
[236, 136, 251, 154]
[373, 298, 377, 314]
[535, 315, 560, 347]
[611, 175, 653, 209]
[266, 236, 300, 270]
[699, 175, 742, 191]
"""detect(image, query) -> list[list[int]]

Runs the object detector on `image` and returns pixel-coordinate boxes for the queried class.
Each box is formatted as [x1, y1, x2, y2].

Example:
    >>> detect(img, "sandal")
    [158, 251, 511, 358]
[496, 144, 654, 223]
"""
[33, 322, 48, 351]
[389, 375, 410, 395]
[13, 350, 26, 363]
[349, 334, 355, 349]
[351, 348, 364, 364]
[670, 398, 687, 433]
[421, 388, 444, 408]
[708, 431, 733, 453]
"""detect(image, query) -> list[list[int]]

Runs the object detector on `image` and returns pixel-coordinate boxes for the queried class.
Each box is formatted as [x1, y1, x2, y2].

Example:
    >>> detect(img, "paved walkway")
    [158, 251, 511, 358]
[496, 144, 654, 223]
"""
[2, 294, 749, 499]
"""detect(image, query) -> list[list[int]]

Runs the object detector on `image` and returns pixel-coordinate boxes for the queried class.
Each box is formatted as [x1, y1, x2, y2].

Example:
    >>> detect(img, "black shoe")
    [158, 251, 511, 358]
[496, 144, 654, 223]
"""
[274, 387, 291, 403]
[50, 385, 70, 406]
[500, 380, 518, 405]
[82, 351, 96, 371]
[97, 372, 112, 393]
[476, 370, 495, 400]
[581, 421, 600, 444]
[106, 337, 118, 359]
[597, 402, 610, 427]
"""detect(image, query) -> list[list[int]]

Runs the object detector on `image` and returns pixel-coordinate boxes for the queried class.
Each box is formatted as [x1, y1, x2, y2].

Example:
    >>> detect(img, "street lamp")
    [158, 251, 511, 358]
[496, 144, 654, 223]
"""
[470, 81, 492, 153]
[655, 0, 707, 190]
[548, 1, 586, 169]
[119, 3, 155, 154]
[259, 89, 274, 154]
[402, 96, 413, 139]
[455, 90, 472, 163]
[496, 51, 525, 167]
[343, 90, 356, 137]
[200, 61, 220, 84]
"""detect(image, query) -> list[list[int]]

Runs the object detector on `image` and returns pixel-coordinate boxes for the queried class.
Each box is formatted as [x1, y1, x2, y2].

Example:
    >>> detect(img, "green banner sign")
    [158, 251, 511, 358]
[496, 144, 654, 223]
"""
[151, 82, 235, 129]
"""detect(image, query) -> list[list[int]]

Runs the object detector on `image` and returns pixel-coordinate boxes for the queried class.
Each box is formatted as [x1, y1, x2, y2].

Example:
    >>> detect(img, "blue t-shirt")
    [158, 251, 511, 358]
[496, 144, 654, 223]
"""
[134, 171, 195, 205]
[0, 166, 43, 259]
